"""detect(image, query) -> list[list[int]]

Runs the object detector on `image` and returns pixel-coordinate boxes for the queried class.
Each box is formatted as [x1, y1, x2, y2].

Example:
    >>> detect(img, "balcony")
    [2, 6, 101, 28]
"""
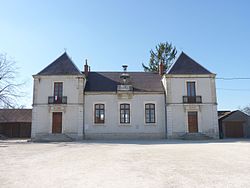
[183, 96, 202, 104]
[48, 96, 67, 104]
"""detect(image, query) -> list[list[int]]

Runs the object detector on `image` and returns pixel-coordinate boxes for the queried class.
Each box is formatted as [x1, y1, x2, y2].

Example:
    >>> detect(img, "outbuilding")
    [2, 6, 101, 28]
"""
[0, 109, 32, 138]
[219, 110, 250, 139]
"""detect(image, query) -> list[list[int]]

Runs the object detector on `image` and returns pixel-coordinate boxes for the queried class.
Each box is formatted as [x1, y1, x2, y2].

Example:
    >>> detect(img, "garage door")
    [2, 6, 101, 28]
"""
[224, 122, 244, 138]
[0, 123, 31, 138]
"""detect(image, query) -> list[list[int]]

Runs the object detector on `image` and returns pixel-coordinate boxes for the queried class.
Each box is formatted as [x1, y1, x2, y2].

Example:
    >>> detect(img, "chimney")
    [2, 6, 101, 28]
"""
[84, 59, 89, 77]
[159, 61, 164, 76]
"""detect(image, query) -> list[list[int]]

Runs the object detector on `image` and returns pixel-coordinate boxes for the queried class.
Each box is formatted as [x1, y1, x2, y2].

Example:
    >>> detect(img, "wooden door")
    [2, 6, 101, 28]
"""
[188, 112, 198, 133]
[52, 112, 62, 134]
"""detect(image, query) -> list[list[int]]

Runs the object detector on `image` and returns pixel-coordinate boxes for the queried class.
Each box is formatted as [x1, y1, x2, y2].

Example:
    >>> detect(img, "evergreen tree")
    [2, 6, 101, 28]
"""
[142, 42, 177, 73]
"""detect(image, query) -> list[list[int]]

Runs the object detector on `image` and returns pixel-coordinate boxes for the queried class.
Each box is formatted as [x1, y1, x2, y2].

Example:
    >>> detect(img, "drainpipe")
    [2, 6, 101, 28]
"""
[162, 75, 168, 139]
[82, 79, 86, 140]
[164, 89, 168, 139]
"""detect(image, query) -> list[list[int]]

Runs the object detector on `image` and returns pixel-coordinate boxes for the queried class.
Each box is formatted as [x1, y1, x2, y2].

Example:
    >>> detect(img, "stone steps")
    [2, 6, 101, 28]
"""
[181, 133, 212, 140]
[0, 134, 8, 140]
[32, 133, 74, 142]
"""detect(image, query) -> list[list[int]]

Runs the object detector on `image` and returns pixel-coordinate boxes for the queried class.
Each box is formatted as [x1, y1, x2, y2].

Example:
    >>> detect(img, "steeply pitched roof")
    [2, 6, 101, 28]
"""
[0, 109, 32, 123]
[37, 52, 82, 75]
[168, 52, 212, 74]
[85, 72, 164, 92]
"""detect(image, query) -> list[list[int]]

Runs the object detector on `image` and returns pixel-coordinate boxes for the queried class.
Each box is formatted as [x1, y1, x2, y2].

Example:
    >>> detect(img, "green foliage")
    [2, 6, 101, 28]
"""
[142, 42, 177, 73]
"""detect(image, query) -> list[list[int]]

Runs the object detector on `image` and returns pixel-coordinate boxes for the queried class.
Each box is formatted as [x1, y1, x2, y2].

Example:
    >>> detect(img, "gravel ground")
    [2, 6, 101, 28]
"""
[0, 139, 250, 188]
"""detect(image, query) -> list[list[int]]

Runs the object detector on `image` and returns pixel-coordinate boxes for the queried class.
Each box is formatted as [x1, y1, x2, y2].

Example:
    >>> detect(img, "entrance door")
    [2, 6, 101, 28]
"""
[188, 112, 198, 133]
[52, 112, 62, 133]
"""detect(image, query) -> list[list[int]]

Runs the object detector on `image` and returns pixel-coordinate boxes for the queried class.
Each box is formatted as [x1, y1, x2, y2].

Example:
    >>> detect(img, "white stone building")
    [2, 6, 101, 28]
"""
[31, 52, 219, 141]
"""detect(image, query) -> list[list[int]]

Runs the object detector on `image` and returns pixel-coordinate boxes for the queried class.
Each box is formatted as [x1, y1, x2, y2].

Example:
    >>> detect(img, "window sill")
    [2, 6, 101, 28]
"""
[144, 123, 157, 126]
[93, 123, 106, 126]
[119, 124, 132, 127]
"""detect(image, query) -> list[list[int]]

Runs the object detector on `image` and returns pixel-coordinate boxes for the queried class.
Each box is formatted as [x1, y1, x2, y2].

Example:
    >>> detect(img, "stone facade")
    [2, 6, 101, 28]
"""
[31, 52, 219, 141]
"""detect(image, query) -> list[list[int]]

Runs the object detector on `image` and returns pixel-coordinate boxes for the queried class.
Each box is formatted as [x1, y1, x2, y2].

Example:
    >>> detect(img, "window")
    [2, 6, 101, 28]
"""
[54, 82, 63, 103]
[145, 103, 155, 123]
[94, 104, 105, 124]
[120, 104, 130, 124]
[187, 82, 196, 96]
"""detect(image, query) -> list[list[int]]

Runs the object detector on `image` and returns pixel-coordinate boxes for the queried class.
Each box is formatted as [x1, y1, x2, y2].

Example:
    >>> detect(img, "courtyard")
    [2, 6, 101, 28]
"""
[0, 139, 250, 188]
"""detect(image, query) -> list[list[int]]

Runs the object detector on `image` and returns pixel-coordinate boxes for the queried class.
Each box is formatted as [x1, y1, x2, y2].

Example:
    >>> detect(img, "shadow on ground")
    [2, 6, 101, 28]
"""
[1, 138, 250, 145]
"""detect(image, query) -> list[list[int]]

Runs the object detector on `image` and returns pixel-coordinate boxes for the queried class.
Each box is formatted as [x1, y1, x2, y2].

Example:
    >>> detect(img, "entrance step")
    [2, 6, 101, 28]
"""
[0, 134, 8, 140]
[181, 133, 212, 140]
[32, 133, 74, 142]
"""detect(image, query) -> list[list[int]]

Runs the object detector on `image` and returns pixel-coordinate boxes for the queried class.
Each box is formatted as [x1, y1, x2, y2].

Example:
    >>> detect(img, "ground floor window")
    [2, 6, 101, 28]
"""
[120, 103, 130, 124]
[94, 104, 105, 124]
[145, 103, 155, 123]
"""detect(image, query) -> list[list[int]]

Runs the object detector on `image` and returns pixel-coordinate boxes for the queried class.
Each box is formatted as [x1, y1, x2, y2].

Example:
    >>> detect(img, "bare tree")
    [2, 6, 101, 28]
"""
[0, 53, 24, 108]
[241, 105, 250, 116]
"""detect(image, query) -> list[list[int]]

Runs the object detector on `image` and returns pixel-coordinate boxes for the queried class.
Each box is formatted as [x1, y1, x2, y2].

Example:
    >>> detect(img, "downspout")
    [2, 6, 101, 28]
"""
[161, 74, 168, 139]
[164, 88, 168, 139]
[82, 78, 86, 140]
[83, 93, 85, 139]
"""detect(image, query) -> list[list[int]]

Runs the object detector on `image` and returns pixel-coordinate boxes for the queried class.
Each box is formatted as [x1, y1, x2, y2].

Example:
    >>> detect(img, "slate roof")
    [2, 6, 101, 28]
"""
[37, 52, 82, 75]
[218, 110, 250, 121]
[168, 52, 212, 74]
[85, 72, 164, 92]
[0, 109, 32, 123]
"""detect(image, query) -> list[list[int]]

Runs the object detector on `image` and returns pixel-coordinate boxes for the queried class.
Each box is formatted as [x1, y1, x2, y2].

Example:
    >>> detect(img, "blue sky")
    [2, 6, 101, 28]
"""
[0, 0, 249, 110]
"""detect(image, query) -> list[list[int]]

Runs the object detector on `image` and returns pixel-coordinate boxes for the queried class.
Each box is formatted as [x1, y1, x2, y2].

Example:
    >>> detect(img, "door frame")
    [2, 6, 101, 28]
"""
[187, 111, 199, 133]
[52, 112, 63, 134]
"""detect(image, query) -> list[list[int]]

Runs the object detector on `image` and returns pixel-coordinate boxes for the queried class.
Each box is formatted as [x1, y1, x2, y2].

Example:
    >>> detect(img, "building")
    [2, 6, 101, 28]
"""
[31, 52, 219, 141]
[163, 53, 218, 139]
[0, 109, 32, 138]
[219, 110, 250, 138]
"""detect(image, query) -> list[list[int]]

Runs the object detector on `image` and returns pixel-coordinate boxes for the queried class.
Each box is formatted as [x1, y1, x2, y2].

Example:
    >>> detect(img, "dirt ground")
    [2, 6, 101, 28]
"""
[0, 139, 250, 188]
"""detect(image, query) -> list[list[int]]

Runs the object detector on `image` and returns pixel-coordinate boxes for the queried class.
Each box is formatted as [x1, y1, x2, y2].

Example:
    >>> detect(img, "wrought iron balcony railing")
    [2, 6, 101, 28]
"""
[183, 96, 202, 103]
[48, 96, 67, 104]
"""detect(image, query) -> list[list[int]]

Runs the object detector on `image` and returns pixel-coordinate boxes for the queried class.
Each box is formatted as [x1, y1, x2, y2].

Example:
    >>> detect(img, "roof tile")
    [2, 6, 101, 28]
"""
[168, 52, 212, 74]
[85, 72, 164, 92]
[37, 52, 82, 75]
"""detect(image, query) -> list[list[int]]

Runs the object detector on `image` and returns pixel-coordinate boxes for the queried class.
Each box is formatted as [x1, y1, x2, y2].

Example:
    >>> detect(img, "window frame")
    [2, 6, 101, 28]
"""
[145, 103, 156, 124]
[94, 103, 105, 124]
[53, 82, 63, 103]
[187, 81, 196, 97]
[120, 103, 130, 124]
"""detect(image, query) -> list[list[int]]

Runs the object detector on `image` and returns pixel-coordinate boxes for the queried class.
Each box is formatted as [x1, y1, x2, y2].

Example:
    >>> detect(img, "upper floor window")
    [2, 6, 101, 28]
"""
[120, 103, 130, 124]
[95, 104, 105, 124]
[54, 82, 63, 103]
[145, 103, 155, 123]
[187, 82, 196, 96]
